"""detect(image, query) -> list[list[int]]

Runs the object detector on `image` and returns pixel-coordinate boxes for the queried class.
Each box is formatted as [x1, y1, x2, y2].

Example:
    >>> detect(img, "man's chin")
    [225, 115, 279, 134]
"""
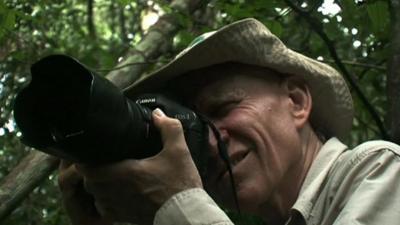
[231, 190, 265, 215]
[205, 189, 236, 210]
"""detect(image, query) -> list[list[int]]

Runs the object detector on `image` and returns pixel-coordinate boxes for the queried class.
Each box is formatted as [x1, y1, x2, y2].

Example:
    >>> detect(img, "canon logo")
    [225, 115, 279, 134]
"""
[175, 114, 190, 120]
[137, 98, 156, 104]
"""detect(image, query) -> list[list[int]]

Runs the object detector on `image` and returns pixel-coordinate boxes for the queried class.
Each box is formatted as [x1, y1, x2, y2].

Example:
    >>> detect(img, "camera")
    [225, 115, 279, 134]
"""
[13, 55, 209, 174]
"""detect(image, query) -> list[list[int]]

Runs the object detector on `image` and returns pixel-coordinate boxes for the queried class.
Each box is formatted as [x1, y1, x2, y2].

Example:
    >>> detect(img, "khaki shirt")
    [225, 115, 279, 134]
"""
[154, 138, 400, 225]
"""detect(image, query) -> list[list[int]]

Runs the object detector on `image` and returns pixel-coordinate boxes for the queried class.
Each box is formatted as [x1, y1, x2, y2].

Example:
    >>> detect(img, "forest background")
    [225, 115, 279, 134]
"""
[0, 0, 398, 224]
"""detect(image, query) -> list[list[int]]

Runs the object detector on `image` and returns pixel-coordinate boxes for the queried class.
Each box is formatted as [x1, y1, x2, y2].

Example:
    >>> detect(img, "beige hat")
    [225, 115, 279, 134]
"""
[124, 18, 353, 140]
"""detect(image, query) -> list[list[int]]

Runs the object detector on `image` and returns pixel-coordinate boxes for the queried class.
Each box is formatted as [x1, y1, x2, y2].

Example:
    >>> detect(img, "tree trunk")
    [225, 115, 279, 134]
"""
[119, 6, 128, 44]
[0, 0, 208, 222]
[388, 0, 400, 144]
[109, 0, 116, 34]
[87, 0, 96, 39]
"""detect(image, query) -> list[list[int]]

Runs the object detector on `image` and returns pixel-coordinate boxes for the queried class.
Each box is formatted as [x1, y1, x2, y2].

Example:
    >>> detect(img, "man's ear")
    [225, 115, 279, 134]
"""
[284, 76, 312, 129]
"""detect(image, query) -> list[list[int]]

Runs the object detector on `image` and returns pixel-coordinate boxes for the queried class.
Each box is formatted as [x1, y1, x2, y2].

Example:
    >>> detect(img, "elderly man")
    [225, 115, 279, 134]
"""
[59, 18, 400, 225]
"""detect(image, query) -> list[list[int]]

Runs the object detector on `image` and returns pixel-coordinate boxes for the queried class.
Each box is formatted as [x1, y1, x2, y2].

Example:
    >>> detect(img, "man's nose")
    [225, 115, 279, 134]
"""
[208, 125, 229, 155]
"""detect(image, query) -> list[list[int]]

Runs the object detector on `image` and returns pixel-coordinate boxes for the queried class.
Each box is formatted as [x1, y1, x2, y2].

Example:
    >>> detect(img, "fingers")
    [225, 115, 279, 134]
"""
[76, 162, 158, 224]
[58, 160, 83, 196]
[75, 159, 141, 181]
[76, 161, 142, 200]
[58, 160, 115, 225]
[60, 160, 73, 170]
[152, 108, 187, 151]
[57, 108, 198, 224]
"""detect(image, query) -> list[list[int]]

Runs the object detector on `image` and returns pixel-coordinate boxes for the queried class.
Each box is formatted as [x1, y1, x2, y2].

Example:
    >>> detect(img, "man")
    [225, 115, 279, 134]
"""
[59, 18, 400, 225]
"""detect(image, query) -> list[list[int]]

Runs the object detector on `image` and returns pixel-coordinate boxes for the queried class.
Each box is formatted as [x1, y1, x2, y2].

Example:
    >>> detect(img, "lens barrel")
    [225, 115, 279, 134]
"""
[14, 55, 161, 163]
[13, 55, 208, 173]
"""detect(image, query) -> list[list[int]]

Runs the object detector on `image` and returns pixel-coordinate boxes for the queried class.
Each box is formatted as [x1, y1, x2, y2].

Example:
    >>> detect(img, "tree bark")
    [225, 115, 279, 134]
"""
[388, 0, 400, 144]
[87, 0, 96, 39]
[109, 0, 116, 34]
[107, 0, 203, 89]
[0, 0, 208, 222]
[0, 152, 59, 220]
[119, 6, 128, 44]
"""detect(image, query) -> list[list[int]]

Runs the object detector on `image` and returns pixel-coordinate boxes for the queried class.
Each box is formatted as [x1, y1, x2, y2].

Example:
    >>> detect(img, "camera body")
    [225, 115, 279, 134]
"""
[13, 55, 209, 174]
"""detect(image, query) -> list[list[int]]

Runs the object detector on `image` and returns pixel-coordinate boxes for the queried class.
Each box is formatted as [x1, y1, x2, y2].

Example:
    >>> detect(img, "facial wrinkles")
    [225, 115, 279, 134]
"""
[196, 80, 252, 189]
[267, 96, 291, 175]
[219, 94, 288, 215]
[259, 126, 302, 216]
[196, 80, 247, 116]
[252, 101, 285, 190]
[232, 89, 292, 207]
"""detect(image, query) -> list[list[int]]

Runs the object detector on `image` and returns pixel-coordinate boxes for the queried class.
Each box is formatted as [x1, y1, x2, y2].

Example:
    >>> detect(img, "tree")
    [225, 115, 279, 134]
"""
[0, 0, 395, 224]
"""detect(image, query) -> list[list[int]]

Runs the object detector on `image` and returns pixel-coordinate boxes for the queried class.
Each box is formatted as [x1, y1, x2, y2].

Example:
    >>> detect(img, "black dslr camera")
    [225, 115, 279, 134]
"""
[13, 55, 209, 173]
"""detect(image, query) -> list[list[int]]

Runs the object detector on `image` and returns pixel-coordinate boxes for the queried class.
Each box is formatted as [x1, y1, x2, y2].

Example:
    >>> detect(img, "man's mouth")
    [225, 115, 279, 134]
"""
[230, 150, 249, 168]
[205, 149, 250, 188]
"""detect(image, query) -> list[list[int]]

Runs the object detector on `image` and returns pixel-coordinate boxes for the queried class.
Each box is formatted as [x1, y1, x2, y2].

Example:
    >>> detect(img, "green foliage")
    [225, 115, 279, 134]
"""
[0, 0, 393, 224]
[366, 1, 390, 39]
[2, 173, 70, 225]
[265, 20, 283, 37]
[0, 5, 15, 41]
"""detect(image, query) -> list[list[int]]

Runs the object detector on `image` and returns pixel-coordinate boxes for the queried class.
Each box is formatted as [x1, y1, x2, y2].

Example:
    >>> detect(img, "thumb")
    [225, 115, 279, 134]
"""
[152, 108, 187, 151]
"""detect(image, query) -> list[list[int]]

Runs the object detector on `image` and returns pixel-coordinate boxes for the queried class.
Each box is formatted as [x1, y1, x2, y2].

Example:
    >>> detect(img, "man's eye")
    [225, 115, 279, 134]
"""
[210, 101, 238, 118]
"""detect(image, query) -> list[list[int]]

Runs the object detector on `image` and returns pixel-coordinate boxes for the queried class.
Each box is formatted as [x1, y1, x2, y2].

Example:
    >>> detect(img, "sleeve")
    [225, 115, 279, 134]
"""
[153, 188, 234, 225]
[331, 146, 400, 225]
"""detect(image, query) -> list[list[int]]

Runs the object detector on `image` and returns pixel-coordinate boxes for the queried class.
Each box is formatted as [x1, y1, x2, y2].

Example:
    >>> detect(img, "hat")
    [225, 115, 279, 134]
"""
[123, 18, 353, 140]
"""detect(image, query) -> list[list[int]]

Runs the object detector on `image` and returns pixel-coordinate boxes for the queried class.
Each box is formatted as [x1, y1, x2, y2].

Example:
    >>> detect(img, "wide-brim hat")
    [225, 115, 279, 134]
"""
[124, 18, 353, 140]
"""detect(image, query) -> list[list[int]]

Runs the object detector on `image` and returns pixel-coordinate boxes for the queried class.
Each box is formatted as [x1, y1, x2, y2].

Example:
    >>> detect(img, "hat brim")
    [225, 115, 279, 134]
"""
[123, 18, 353, 140]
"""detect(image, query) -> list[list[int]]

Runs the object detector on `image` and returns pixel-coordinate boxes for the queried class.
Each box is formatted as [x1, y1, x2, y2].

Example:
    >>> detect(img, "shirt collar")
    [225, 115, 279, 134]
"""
[288, 137, 348, 223]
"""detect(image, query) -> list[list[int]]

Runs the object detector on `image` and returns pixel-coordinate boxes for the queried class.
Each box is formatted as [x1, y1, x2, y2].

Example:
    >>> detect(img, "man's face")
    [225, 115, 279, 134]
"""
[187, 64, 308, 216]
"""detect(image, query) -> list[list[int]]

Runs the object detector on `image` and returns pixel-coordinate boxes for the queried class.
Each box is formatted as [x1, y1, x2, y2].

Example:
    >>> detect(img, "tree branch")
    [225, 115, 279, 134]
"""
[94, 60, 169, 73]
[118, 5, 128, 44]
[284, 0, 390, 140]
[321, 59, 386, 71]
[0, 152, 59, 220]
[0, 0, 209, 221]
[107, 0, 204, 88]
[87, 0, 96, 39]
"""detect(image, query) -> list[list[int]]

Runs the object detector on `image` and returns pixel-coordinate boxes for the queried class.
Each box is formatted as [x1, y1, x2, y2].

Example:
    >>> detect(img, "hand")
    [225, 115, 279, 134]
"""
[74, 108, 203, 224]
[58, 160, 113, 225]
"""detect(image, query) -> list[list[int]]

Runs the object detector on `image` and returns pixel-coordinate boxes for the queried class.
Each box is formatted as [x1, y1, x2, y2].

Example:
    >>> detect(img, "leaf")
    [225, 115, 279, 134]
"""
[3, 10, 16, 30]
[174, 30, 195, 50]
[251, 0, 277, 10]
[0, 6, 16, 43]
[15, 10, 33, 21]
[265, 20, 282, 37]
[341, 0, 357, 19]
[366, 1, 389, 37]
[116, 0, 131, 7]
[9, 50, 25, 61]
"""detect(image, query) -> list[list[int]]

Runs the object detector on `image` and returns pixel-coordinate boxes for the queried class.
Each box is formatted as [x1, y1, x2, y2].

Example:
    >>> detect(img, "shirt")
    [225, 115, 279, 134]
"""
[154, 138, 400, 225]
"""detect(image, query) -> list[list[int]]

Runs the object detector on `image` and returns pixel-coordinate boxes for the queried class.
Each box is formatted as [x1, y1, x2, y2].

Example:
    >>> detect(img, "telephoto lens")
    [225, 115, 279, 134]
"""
[13, 55, 209, 172]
